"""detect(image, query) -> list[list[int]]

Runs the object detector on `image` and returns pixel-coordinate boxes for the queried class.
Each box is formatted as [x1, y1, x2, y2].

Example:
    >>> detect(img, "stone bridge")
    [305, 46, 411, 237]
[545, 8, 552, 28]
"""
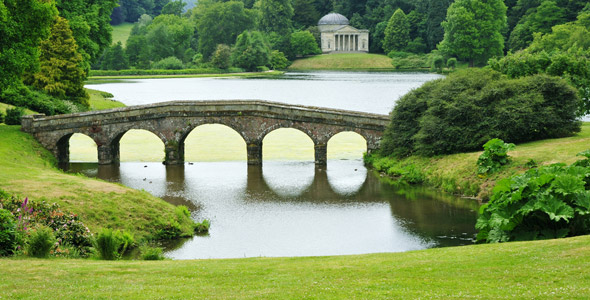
[21, 100, 390, 165]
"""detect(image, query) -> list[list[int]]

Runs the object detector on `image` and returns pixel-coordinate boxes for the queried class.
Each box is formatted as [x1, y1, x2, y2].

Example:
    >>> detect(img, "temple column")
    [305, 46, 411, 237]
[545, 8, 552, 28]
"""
[247, 141, 262, 165]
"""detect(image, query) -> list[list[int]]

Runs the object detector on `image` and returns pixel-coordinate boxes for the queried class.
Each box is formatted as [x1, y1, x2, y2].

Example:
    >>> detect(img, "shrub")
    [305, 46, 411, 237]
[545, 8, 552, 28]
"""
[27, 226, 56, 258]
[140, 245, 165, 260]
[210, 44, 232, 70]
[269, 50, 290, 70]
[0, 84, 71, 116]
[93, 228, 133, 260]
[447, 57, 457, 69]
[152, 56, 184, 70]
[431, 55, 444, 72]
[5, 107, 25, 125]
[194, 219, 210, 234]
[0, 209, 17, 256]
[380, 69, 580, 157]
[154, 218, 183, 240]
[476, 139, 515, 175]
[476, 151, 590, 243]
[0, 110, 5, 124]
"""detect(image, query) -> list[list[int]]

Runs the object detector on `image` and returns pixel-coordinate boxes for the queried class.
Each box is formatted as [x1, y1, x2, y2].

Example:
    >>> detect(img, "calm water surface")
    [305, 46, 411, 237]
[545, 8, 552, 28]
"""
[86, 71, 443, 114]
[80, 71, 478, 259]
[66, 160, 478, 259]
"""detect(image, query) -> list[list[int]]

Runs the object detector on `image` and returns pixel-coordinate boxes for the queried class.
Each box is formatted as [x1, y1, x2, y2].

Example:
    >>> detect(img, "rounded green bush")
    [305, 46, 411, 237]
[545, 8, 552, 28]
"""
[27, 226, 56, 258]
[0, 209, 17, 256]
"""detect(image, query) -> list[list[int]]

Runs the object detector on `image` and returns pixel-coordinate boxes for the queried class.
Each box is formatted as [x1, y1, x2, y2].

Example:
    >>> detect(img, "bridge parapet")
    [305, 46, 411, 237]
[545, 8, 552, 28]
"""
[22, 100, 390, 165]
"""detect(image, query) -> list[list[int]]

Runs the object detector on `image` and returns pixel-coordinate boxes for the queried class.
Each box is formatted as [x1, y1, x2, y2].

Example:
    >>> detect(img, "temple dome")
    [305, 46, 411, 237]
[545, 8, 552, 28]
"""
[318, 13, 349, 26]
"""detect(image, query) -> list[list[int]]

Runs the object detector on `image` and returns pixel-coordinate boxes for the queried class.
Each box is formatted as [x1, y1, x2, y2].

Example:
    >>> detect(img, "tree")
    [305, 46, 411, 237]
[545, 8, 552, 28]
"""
[31, 16, 89, 107]
[508, 0, 566, 51]
[383, 8, 410, 54]
[269, 50, 290, 69]
[161, 0, 185, 16]
[293, 0, 320, 28]
[259, 0, 294, 35]
[290, 31, 321, 57]
[232, 31, 270, 71]
[425, 0, 453, 51]
[0, 0, 57, 91]
[100, 42, 129, 70]
[438, 0, 507, 67]
[210, 44, 232, 69]
[55, 0, 118, 68]
[193, 1, 256, 58]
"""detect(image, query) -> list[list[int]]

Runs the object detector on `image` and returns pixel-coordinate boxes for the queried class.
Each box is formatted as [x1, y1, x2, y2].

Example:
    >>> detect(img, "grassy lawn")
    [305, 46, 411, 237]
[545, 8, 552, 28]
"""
[111, 22, 134, 46]
[87, 88, 126, 110]
[0, 125, 194, 240]
[289, 53, 395, 70]
[1, 235, 589, 298]
[369, 123, 590, 200]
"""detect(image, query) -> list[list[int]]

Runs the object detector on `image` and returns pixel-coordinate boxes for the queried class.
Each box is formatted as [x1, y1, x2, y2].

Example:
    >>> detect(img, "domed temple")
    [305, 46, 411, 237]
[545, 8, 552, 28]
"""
[318, 13, 369, 53]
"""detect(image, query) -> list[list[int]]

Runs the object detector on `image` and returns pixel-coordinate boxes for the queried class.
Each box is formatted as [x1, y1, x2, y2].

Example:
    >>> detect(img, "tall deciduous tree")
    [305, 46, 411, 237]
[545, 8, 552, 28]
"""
[0, 0, 57, 91]
[232, 31, 270, 71]
[259, 0, 294, 35]
[193, 0, 256, 58]
[55, 0, 118, 69]
[383, 8, 410, 53]
[32, 16, 89, 107]
[439, 0, 507, 67]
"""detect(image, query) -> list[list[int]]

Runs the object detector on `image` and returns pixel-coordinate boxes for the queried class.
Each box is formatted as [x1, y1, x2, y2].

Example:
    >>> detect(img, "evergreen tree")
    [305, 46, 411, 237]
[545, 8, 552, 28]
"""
[383, 8, 410, 54]
[211, 44, 232, 69]
[259, 0, 294, 35]
[439, 0, 507, 67]
[293, 0, 320, 28]
[32, 16, 89, 107]
[232, 31, 270, 71]
[100, 42, 129, 70]
[425, 0, 452, 51]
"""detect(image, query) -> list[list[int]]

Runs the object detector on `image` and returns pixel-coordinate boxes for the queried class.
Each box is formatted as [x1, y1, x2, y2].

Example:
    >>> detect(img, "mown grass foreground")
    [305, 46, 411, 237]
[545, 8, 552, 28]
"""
[0, 125, 193, 240]
[1, 235, 589, 298]
[289, 53, 395, 70]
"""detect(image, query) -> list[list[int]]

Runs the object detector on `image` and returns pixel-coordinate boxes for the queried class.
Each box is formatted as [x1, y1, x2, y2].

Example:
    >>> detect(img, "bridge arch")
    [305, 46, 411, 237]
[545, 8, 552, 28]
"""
[107, 128, 166, 163]
[182, 123, 247, 162]
[327, 131, 367, 160]
[262, 128, 315, 161]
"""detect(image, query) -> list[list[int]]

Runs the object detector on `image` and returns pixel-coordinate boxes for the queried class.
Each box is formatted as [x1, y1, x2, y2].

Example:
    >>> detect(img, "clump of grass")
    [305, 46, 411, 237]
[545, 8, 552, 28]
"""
[94, 228, 134, 260]
[27, 225, 55, 258]
[194, 219, 210, 235]
[140, 245, 165, 260]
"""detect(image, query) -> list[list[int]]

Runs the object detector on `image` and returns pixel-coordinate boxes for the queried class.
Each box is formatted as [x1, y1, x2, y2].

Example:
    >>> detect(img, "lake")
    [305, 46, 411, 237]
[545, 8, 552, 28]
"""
[75, 71, 478, 259]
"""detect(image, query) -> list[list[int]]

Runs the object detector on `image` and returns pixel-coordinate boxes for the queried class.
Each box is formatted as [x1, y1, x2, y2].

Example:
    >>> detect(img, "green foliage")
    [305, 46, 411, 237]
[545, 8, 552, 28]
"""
[193, 1, 256, 58]
[259, 0, 294, 35]
[269, 50, 290, 70]
[447, 57, 457, 69]
[154, 218, 183, 240]
[0, 110, 4, 124]
[438, 0, 507, 66]
[380, 69, 581, 158]
[232, 31, 271, 72]
[0, 84, 73, 116]
[290, 31, 321, 57]
[431, 55, 444, 72]
[476, 139, 515, 175]
[0, 209, 17, 256]
[94, 228, 134, 260]
[383, 9, 410, 53]
[210, 44, 232, 70]
[140, 245, 165, 260]
[26, 225, 56, 258]
[161, 0, 185, 16]
[30, 16, 89, 107]
[0, 0, 57, 91]
[5, 107, 24, 126]
[476, 152, 590, 243]
[152, 56, 184, 70]
[100, 42, 129, 71]
[194, 219, 211, 234]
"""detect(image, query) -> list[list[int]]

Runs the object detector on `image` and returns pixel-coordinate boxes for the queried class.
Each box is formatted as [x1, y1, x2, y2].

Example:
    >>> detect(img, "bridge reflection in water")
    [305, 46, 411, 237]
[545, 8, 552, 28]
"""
[62, 160, 478, 259]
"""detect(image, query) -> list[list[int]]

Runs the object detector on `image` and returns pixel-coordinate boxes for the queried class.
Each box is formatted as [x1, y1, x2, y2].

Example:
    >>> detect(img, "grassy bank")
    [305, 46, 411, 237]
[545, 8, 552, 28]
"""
[0, 125, 194, 241]
[289, 53, 395, 70]
[87, 89, 126, 110]
[368, 123, 590, 200]
[1, 235, 589, 298]
[87, 70, 283, 80]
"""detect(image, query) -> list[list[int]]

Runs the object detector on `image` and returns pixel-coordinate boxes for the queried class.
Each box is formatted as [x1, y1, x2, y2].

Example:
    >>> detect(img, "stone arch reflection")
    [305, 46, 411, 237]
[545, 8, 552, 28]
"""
[118, 129, 165, 162]
[262, 128, 314, 161]
[327, 131, 367, 160]
[327, 160, 367, 197]
[262, 161, 315, 198]
[184, 124, 247, 162]
[68, 133, 98, 162]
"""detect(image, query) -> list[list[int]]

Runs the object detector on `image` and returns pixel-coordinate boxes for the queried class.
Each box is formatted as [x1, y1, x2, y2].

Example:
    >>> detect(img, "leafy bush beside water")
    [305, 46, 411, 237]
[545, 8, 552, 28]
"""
[380, 69, 580, 158]
[477, 139, 515, 175]
[476, 151, 590, 243]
